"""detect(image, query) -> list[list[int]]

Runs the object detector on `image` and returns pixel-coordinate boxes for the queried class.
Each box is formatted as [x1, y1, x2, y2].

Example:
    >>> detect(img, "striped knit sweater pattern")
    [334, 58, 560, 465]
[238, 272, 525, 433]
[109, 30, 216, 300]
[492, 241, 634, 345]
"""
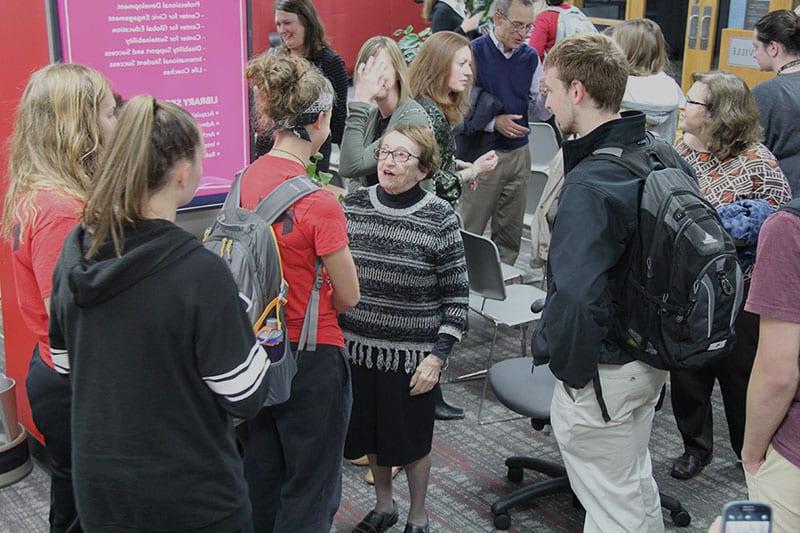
[340, 186, 469, 374]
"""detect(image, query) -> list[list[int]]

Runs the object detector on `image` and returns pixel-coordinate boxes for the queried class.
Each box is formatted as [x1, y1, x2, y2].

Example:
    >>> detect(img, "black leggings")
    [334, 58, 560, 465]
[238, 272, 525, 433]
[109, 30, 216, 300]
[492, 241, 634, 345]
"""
[26, 347, 82, 533]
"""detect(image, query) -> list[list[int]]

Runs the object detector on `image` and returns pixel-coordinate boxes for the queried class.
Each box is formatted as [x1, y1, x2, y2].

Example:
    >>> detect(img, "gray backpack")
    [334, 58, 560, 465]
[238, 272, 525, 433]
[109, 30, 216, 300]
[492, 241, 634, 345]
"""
[547, 5, 598, 42]
[203, 171, 322, 407]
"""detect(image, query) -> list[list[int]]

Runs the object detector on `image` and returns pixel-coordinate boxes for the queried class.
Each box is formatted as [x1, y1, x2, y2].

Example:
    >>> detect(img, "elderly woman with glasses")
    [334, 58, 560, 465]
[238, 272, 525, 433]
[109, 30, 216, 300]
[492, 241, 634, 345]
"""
[341, 123, 469, 533]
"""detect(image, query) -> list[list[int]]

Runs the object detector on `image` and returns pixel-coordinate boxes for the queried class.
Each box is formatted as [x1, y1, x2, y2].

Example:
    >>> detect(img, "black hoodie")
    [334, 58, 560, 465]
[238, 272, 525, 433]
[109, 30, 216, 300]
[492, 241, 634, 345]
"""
[49, 219, 270, 533]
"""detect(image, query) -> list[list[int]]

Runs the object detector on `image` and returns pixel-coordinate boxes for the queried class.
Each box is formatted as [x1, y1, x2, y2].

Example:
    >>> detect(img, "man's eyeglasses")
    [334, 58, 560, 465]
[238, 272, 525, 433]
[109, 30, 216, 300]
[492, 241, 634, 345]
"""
[374, 148, 420, 163]
[499, 12, 534, 35]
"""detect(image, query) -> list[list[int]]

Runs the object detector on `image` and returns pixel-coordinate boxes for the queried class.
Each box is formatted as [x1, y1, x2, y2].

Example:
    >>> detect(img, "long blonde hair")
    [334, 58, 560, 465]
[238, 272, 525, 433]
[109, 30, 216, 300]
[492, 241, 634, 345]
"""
[409, 31, 472, 124]
[608, 18, 669, 76]
[355, 36, 412, 102]
[83, 95, 200, 259]
[2, 63, 111, 240]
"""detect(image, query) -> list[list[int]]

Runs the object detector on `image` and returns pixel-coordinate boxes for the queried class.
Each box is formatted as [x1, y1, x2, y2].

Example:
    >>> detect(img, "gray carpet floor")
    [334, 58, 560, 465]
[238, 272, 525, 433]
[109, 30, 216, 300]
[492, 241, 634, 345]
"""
[0, 240, 746, 532]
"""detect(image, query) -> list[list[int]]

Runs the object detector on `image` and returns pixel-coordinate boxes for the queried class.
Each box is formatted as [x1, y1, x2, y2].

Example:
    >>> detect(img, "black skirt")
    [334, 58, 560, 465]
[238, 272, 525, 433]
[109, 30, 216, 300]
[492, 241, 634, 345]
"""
[343, 349, 435, 466]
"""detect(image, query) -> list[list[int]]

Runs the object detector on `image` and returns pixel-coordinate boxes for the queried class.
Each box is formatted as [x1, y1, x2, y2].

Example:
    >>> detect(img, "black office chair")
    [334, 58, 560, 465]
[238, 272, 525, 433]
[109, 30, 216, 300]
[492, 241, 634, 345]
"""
[485, 301, 692, 530]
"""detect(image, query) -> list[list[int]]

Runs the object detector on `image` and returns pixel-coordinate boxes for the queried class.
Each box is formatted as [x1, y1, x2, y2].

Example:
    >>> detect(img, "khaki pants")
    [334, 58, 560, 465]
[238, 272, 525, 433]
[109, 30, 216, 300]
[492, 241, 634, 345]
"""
[551, 360, 668, 533]
[746, 444, 800, 533]
[459, 145, 530, 265]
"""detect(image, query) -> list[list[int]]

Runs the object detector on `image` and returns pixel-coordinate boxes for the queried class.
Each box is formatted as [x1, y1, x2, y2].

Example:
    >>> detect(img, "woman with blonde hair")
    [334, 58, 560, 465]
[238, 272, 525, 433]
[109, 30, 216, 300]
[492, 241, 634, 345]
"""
[342, 123, 468, 533]
[241, 52, 360, 532]
[670, 70, 792, 480]
[339, 36, 429, 189]
[48, 95, 271, 532]
[608, 18, 684, 142]
[410, 31, 497, 203]
[1, 63, 116, 533]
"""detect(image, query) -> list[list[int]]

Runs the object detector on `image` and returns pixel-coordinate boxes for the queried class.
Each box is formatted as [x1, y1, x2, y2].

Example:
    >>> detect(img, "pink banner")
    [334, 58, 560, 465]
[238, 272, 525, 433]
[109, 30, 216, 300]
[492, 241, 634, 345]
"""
[57, 0, 250, 207]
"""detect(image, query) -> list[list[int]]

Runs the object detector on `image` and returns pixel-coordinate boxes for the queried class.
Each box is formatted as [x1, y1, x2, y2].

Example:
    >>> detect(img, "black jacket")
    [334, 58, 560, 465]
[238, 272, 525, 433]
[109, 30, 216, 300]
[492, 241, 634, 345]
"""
[49, 219, 271, 532]
[454, 86, 503, 162]
[532, 111, 694, 388]
[429, 1, 479, 39]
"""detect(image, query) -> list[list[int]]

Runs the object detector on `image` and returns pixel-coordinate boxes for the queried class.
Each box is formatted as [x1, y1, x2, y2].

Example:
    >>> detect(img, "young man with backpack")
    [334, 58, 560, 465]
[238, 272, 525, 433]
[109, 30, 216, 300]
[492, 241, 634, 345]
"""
[533, 33, 704, 532]
[529, 0, 597, 60]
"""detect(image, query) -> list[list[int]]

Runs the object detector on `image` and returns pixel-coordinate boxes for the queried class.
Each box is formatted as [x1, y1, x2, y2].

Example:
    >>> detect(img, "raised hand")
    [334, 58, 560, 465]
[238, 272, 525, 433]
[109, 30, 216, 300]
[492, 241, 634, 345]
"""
[353, 54, 392, 103]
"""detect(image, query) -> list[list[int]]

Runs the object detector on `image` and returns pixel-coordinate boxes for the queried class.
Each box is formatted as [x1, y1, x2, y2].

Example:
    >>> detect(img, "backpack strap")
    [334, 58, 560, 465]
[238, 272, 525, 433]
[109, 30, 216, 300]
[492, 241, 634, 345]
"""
[254, 176, 320, 224]
[590, 146, 653, 180]
[253, 175, 324, 352]
[297, 259, 324, 352]
[222, 167, 248, 211]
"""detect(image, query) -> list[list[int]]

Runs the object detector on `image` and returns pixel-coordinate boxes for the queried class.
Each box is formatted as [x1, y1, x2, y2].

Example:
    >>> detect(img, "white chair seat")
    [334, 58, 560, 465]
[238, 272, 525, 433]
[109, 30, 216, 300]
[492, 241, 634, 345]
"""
[470, 285, 546, 328]
[501, 263, 524, 283]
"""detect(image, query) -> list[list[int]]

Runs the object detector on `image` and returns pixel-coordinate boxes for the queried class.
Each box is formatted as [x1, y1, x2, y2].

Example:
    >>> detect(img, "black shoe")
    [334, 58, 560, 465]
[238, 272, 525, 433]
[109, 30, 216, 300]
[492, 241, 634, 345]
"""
[670, 452, 712, 480]
[403, 518, 429, 533]
[433, 387, 464, 420]
[434, 401, 464, 420]
[353, 500, 398, 533]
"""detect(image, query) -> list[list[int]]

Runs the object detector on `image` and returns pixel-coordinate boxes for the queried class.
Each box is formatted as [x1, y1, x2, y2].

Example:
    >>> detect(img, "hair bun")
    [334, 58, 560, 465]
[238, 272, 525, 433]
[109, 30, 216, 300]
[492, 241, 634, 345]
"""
[246, 52, 332, 132]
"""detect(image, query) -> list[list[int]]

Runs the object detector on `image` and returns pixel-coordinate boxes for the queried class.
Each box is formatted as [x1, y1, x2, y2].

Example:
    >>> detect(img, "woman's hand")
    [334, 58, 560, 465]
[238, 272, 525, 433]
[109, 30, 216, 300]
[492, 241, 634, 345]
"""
[474, 150, 498, 176]
[409, 355, 443, 396]
[353, 55, 391, 103]
[455, 159, 471, 171]
[461, 12, 482, 34]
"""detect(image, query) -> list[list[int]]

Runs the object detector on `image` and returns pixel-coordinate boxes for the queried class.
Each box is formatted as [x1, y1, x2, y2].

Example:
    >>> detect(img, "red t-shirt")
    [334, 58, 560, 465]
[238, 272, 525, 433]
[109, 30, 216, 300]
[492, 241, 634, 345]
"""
[529, 3, 571, 60]
[240, 154, 349, 347]
[745, 210, 800, 469]
[12, 190, 82, 369]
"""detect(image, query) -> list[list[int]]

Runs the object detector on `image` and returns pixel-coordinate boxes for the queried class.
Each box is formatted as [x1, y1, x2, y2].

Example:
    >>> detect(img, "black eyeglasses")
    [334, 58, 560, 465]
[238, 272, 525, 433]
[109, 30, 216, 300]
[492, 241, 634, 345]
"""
[499, 12, 534, 35]
[686, 99, 708, 107]
[374, 148, 420, 163]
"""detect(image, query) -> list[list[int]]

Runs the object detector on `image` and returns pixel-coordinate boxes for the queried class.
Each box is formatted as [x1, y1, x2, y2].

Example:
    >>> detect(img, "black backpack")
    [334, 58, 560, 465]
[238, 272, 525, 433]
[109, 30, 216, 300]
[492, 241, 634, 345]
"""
[591, 135, 744, 371]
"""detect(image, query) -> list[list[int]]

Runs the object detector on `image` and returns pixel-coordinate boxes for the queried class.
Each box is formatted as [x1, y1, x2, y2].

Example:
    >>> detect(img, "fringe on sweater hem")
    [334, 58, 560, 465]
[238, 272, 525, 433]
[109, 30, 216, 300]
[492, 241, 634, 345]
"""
[346, 340, 429, 374]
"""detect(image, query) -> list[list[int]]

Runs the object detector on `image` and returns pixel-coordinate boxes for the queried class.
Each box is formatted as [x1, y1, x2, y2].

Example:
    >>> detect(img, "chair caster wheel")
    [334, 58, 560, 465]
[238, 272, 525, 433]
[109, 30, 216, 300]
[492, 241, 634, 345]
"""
[531, 419, 546, 431]
[670, 509, 691, 527]
[507, 466, 523, 483]
[493, 512, 511, 530]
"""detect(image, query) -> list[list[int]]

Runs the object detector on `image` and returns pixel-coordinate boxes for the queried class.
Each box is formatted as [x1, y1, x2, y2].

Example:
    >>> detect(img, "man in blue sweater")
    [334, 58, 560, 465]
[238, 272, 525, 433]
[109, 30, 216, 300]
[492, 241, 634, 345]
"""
[458, 0, 548, 265]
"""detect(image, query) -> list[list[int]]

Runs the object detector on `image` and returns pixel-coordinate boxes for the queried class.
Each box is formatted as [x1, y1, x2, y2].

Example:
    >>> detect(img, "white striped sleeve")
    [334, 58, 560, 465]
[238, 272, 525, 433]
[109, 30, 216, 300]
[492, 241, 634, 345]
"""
[50, 347, 70, 375]
[202, 342, 271, 402]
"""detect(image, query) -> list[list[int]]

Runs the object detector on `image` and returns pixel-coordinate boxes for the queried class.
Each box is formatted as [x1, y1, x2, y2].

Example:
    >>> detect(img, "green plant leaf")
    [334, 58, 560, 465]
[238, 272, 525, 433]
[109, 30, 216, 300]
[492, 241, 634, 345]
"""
[406, 24, 413, 33]
[419, 27, 432, 37]
[318, 171, 334, 186]
[392, 29, 403, 36]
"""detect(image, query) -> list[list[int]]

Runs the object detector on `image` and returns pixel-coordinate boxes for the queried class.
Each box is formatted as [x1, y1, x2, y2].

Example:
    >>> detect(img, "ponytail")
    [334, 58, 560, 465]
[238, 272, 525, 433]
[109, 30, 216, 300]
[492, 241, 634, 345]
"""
[84, 95, 200, 259]
[755, 9, 800, 56]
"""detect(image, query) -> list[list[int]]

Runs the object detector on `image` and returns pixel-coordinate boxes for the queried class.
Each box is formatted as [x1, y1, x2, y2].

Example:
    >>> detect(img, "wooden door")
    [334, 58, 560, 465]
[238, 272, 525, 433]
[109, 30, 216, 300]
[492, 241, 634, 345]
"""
[680, 0, 719, 90]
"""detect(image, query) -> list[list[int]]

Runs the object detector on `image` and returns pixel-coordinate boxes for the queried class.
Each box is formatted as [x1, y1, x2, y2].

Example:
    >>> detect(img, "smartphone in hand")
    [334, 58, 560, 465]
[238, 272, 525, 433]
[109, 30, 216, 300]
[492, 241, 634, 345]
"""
[721, 501, 771, 533]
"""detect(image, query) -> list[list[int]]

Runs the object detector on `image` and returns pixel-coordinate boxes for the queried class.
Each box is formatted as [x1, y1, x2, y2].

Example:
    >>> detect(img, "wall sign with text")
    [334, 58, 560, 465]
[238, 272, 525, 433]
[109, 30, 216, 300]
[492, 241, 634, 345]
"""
[53, 0, 252, 208]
